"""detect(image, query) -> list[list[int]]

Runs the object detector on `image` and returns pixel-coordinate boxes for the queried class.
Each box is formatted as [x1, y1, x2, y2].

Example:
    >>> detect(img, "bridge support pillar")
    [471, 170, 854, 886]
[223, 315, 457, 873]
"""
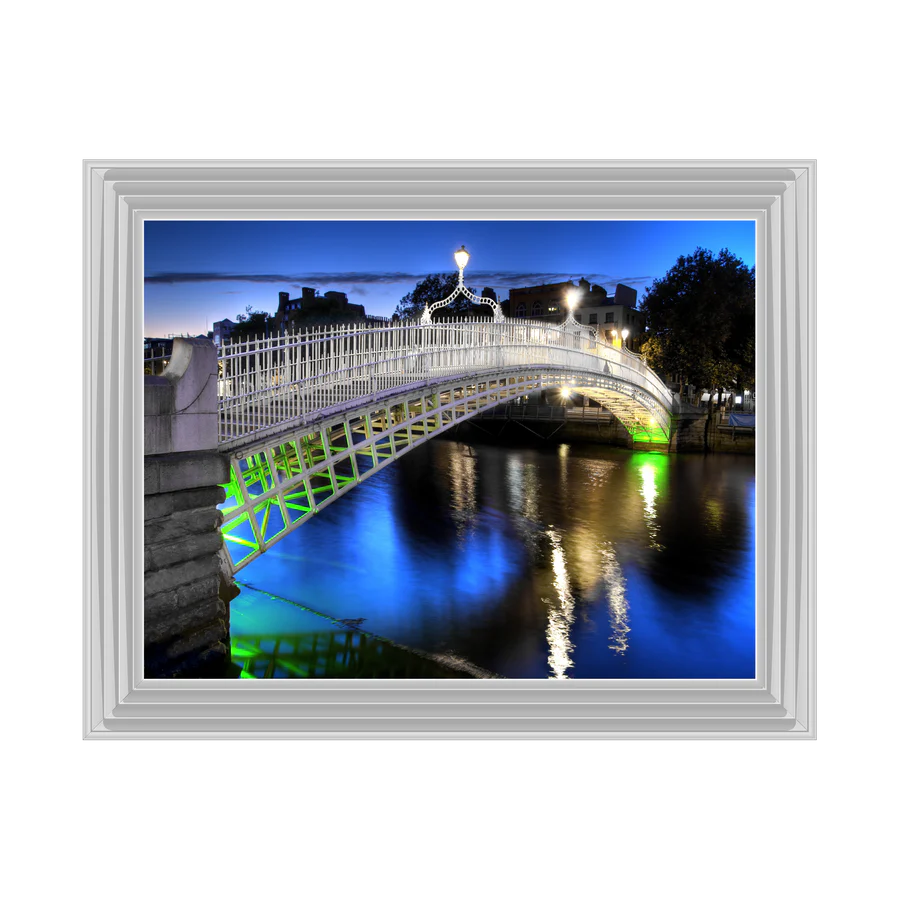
[144, 338, 236, 678]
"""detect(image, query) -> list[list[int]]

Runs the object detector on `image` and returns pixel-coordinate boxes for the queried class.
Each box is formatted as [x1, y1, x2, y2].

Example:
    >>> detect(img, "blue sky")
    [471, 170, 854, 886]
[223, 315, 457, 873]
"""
[144, 220, 756, 336]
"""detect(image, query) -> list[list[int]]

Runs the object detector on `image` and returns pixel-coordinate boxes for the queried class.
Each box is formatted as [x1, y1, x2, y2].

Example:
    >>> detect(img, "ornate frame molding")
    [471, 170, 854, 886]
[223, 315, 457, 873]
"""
[84, 160, 815, 738]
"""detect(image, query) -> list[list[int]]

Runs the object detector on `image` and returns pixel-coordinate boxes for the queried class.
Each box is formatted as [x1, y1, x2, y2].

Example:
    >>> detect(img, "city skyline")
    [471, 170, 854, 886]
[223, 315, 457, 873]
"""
[144, 219, 756, 336]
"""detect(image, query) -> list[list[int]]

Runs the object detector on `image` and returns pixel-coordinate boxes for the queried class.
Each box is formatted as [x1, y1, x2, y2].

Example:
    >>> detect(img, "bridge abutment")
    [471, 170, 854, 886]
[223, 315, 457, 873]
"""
[144, 338, 236, 678]
[668, 410, 755, 454]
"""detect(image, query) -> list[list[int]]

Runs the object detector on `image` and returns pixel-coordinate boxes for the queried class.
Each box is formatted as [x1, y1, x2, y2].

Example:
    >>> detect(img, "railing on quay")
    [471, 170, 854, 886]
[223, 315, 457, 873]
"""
[216, 317, 675, 447]
[144, 347, 172, 376]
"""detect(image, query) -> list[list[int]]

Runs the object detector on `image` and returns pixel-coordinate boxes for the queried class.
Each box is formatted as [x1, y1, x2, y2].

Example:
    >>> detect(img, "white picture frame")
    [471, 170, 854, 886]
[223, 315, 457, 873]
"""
[84, 159, 815, 739]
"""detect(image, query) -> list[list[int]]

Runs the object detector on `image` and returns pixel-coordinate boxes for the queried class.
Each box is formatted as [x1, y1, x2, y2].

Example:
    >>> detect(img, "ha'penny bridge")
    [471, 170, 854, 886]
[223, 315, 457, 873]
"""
[143, 247, 677, 676]
[216, 308, 675, 573]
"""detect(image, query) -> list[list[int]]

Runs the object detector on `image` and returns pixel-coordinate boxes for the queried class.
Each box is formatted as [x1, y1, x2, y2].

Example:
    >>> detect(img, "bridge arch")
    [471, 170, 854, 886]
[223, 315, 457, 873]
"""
[216, 318, 675, 572]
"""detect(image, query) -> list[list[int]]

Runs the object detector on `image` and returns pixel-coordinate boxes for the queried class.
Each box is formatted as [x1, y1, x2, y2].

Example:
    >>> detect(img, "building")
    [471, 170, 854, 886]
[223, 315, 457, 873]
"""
[212, 318, 236, 347]
[273, 288, 367, 329]
[505, 279, 591, 322]
[572, 284, 645, 351]
[502, 279, 646, 350]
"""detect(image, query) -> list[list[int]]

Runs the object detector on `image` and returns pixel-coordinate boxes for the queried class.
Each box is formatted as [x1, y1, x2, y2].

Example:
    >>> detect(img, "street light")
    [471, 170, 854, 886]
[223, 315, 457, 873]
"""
[454, 245, 470, 277]
[561, 386, 571, 399]
[622, 328, 630, 348]
[564, 289, 580, 324]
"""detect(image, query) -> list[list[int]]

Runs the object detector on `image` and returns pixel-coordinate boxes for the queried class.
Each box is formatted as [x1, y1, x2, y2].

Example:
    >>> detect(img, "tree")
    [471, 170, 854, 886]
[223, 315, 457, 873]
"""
[641, 247, 755, 448]
[230, 305, 273, 340]
[393, 273, 478, 320]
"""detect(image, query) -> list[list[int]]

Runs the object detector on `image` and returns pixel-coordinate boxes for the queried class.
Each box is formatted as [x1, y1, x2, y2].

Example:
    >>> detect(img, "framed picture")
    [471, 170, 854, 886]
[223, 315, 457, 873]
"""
[81, 152, 824, 743]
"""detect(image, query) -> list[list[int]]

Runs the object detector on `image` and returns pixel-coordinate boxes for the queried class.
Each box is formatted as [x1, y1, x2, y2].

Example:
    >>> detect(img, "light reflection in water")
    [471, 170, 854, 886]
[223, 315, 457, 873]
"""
[506, 455, 540, 524]
[639, 462, 662, 550]
[705, 497, 723, 531]
[448, 447, 477, 537]
[558, 443, 569, 500]
[597, 543, 630, 654]
[544, 528, 576, 678]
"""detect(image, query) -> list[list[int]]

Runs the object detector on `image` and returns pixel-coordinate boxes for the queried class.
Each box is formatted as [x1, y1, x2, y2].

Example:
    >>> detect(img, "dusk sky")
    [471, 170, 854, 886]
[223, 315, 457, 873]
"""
[144, 220, 756, 337]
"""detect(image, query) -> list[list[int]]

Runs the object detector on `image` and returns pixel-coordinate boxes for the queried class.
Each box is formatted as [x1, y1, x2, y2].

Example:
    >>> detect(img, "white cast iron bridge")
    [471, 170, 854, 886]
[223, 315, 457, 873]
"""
[217, 311, 676, 572]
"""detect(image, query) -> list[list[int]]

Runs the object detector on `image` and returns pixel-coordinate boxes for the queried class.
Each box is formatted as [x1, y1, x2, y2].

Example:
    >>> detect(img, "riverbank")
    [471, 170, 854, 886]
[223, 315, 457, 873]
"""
[452, 404, 754, 455]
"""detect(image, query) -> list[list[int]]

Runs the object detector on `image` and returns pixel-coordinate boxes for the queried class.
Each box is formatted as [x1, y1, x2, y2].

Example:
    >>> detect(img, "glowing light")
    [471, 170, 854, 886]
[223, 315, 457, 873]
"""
[448, 447, 477, 536]
[544, 529, 575, 678]
[622, 328, 630, 340]
[639, 463, 660, 550]
[565, 289, 580, 309]
[454, 245, 470, 271]
[561, 387, 571, 399]
[597, 543, 630, 655]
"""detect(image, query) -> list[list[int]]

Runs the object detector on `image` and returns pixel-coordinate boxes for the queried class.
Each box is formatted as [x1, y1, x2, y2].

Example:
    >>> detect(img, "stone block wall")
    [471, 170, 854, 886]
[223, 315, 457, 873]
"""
[144, 451, 232, 677]
[669, 411, 755, 455]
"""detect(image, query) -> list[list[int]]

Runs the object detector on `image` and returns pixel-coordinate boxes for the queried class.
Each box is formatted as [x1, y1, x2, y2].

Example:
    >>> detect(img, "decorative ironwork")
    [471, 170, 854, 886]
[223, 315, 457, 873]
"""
[421, 245, 504, 323]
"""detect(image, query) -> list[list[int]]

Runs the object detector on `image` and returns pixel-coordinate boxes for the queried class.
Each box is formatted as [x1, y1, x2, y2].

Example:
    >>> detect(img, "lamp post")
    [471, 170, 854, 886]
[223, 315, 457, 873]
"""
[621, 327, 630, 350]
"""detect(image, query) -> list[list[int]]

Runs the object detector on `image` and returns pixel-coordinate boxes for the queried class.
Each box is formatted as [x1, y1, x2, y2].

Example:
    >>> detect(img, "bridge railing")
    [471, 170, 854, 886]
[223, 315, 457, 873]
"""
[217, 318, 674, 447]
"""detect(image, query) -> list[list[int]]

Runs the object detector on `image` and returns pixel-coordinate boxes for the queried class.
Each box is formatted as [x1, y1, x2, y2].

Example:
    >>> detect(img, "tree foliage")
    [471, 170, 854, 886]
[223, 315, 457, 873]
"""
[393, 273, 476, 320]
[641, 247, 755, 394]
[230, 305, 273, 340]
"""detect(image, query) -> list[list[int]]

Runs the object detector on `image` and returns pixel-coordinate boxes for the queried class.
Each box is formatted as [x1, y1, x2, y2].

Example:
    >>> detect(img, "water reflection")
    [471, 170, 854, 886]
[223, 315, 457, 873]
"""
[544, 528, 576, 678]
[705, 497, 723, 531]
[637, 456, 665, 551]
[233, 629, 468, 679]
[597, 542, 630, 655]
[231, 438, 756, 679]
[448, 446, 478, 537]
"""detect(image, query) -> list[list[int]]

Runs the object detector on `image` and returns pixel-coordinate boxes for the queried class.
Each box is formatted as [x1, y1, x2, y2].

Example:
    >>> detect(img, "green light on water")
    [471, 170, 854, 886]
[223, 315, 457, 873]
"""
[627, 424, 670, 444]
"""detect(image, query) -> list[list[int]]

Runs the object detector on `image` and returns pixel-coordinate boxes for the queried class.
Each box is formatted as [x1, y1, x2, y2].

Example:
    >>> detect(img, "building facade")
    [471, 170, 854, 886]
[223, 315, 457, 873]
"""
[211, 318, 236, 347]
[502, 279, 646, 350]
[274, 289, 367, 330]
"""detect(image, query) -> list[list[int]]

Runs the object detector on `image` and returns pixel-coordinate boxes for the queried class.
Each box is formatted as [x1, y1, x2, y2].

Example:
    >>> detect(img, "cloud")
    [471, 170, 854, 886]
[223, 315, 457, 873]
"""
[145, 271, 424, 287]
[145, 270, 652, 293]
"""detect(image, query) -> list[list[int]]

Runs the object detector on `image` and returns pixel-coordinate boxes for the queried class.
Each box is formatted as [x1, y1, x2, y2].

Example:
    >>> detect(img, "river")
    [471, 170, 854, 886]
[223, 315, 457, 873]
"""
[229, 437, 755, 679]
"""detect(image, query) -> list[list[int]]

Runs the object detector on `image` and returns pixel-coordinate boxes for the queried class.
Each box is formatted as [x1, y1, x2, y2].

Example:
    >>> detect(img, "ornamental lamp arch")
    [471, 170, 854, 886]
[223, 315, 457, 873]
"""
[420, 245, 505, 323]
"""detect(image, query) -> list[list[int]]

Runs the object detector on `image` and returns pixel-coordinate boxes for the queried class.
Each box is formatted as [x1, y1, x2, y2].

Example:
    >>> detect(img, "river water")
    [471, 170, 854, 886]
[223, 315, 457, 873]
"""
[230, 438, 755, 679]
